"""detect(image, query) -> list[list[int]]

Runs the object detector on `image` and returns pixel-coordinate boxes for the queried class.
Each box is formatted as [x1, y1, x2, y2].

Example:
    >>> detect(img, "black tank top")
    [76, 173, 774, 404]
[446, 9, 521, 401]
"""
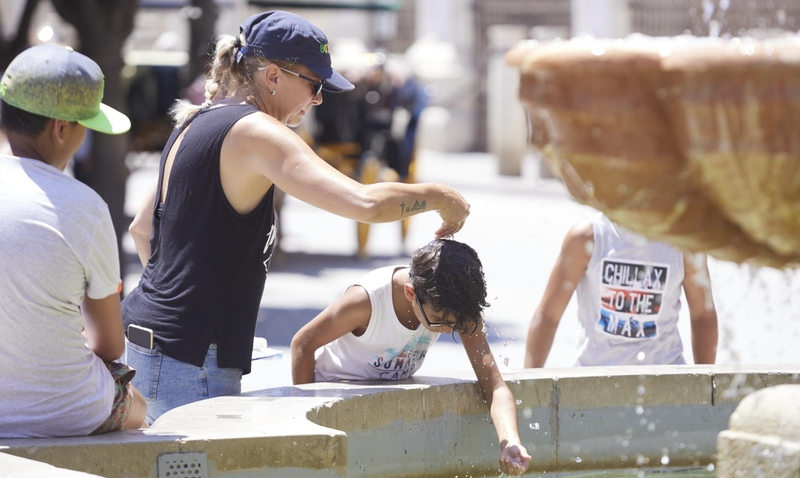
[122, 104, 276, 374]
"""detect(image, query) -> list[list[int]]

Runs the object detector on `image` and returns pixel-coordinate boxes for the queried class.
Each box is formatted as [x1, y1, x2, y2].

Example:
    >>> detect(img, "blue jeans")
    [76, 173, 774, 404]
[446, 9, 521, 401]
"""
[124, 340, 243, 425]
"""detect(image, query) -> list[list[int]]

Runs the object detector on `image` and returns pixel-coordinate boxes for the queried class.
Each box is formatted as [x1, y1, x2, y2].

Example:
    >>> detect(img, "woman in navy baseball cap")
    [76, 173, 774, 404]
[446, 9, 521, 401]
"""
[122, 11, 471, 424]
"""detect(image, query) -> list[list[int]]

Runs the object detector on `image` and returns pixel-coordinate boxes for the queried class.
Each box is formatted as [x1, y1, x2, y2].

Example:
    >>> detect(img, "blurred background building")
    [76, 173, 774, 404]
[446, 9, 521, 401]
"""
[4, 0, 800, 269]
[5, 0, 800, 159]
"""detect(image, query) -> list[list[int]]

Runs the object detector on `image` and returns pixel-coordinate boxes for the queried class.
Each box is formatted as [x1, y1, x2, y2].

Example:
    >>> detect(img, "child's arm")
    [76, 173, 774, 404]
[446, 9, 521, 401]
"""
[683, 254, 718, 364]
[82, 293, 125, 361]
[524, 219, 593, 368]
[460, 328, 532, 475]
[291, 286, 372, 384]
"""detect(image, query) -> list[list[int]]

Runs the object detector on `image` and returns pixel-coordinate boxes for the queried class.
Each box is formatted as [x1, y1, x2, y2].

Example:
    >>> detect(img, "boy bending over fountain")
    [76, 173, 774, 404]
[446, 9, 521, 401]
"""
[291, 239, 531, 475]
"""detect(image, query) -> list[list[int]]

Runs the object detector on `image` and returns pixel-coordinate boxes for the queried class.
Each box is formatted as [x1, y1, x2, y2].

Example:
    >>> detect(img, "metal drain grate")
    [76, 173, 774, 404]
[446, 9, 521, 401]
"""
[157, 452, 208, 478]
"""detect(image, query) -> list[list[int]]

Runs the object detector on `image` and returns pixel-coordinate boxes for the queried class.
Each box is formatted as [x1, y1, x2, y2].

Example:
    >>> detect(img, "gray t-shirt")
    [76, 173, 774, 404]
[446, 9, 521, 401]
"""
[575, 213, 686, 366]
[0, 155, 120, 437]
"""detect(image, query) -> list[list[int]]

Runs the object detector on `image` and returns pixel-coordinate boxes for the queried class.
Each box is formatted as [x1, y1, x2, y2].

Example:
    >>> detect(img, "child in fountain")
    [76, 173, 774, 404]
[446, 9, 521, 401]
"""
[291, 239, 531, 475]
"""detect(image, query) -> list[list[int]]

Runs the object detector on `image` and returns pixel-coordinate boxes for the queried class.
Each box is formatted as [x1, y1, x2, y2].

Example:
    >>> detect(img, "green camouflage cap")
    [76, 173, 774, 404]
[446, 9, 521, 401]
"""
[0, 44, 130, 135]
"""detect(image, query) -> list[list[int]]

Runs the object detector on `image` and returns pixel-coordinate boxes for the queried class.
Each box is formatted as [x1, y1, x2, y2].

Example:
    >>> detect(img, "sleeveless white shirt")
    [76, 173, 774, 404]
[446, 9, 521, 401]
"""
[315, 266, 440, 381]
[575, 214, 686, 366]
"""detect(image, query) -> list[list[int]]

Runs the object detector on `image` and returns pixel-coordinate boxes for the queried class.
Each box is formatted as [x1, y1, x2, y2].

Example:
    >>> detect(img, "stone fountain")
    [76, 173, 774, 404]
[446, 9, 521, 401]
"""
[508, 35, 800, 477]
[508, 35, 800, 269]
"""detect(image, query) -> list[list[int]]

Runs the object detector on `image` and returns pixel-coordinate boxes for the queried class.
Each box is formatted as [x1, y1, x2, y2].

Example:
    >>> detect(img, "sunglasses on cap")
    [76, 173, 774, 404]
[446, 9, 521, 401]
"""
[258, 65, 324, 98]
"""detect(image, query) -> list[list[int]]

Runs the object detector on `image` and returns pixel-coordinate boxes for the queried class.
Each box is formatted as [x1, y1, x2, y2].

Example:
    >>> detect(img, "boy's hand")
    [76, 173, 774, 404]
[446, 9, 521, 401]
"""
[500, 443, 531, 475]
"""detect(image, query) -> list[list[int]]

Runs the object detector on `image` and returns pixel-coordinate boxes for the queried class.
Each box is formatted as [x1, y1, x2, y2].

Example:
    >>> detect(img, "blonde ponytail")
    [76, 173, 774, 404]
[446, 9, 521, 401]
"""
[170, 33, 298, 127]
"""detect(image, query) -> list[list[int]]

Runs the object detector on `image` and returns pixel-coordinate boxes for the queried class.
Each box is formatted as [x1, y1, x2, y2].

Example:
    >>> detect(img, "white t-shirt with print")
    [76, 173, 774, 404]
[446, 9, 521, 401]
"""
[0, 155, 120, 437]
[575, 213, 686, 366]
[315, 266, 440, 382]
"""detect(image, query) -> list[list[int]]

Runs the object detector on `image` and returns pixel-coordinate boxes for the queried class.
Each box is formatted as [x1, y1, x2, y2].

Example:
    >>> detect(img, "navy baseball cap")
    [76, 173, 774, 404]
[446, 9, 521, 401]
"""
[238, 11, 354, 93]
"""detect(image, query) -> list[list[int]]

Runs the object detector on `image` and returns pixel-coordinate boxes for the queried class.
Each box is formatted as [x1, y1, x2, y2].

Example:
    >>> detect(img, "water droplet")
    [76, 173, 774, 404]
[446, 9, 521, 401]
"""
[503, 357, 510, 367]
[635, 405, 644, 415]
[739, 43, 756, 56]
[621, 439, 629, 447]
[529, 422, 539, 430]
[707, 463, 715, 471]
[709, 19, 721, 37]
[575, 456, 582, 463]
[661, 455, 670, 465]
[503, 341, 509, 347]
[636, 455, 646, 466]
[637, 351, 646, 362]
[638, 385, 646, 395]
[515, 399, 522, 405]
[648, 422, 656, 432]
[523, 407, 532, 419]
[701, 0, 715, 23]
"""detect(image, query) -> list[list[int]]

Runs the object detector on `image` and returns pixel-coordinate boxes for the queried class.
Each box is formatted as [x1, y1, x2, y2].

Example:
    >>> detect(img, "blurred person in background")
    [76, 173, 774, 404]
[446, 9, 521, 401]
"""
[525, 213, 718, 368]
[0, 45, 147, 437]
[123, 11, 470, 424]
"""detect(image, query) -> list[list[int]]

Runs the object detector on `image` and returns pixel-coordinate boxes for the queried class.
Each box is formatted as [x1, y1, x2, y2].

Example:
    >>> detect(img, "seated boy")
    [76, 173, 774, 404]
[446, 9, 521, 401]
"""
[292, 240, 531, 476]
[0, 45, 146, 437]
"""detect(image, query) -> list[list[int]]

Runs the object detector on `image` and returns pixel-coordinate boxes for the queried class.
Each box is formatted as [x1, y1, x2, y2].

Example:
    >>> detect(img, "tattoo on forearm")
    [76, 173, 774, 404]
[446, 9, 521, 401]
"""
[400, 200, 427, 216]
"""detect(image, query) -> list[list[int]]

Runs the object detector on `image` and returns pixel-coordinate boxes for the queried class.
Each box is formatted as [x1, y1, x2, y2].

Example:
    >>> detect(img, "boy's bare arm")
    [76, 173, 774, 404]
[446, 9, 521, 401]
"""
[290, 286, 372, 384]
[461, 329, 531, 475]
[524, 220, 593, 368]
[683, 254, 718, 364]
[82, 293, 125, 361]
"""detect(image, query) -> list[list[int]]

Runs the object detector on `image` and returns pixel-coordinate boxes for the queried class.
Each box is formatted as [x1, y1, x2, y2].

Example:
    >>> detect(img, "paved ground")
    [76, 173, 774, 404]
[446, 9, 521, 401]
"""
[122, 151, 800, 393]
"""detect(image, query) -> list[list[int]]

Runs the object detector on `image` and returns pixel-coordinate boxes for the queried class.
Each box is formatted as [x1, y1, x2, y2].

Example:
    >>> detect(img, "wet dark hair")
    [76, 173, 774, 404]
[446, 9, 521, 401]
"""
[1, 101, 50, 138]
[410, 239, 490, 335]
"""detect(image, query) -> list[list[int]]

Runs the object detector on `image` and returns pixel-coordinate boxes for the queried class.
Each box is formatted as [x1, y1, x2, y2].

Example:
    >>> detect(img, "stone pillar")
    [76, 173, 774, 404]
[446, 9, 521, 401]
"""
[410, 0, 476, 152]
[487, 25, 528, 176]
[571, 0, 631, 38]
[717, 385, 800, 477]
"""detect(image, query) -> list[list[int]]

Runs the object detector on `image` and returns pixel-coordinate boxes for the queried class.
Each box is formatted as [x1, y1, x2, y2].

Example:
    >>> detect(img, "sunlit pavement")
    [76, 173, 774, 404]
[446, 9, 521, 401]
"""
[123, 151, 800, 394]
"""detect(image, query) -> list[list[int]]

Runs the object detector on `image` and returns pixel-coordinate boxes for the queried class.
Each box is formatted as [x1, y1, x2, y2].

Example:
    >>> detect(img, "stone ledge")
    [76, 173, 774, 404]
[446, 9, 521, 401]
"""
[0, 453, 105, 478]
[0, 365, 797, 478]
